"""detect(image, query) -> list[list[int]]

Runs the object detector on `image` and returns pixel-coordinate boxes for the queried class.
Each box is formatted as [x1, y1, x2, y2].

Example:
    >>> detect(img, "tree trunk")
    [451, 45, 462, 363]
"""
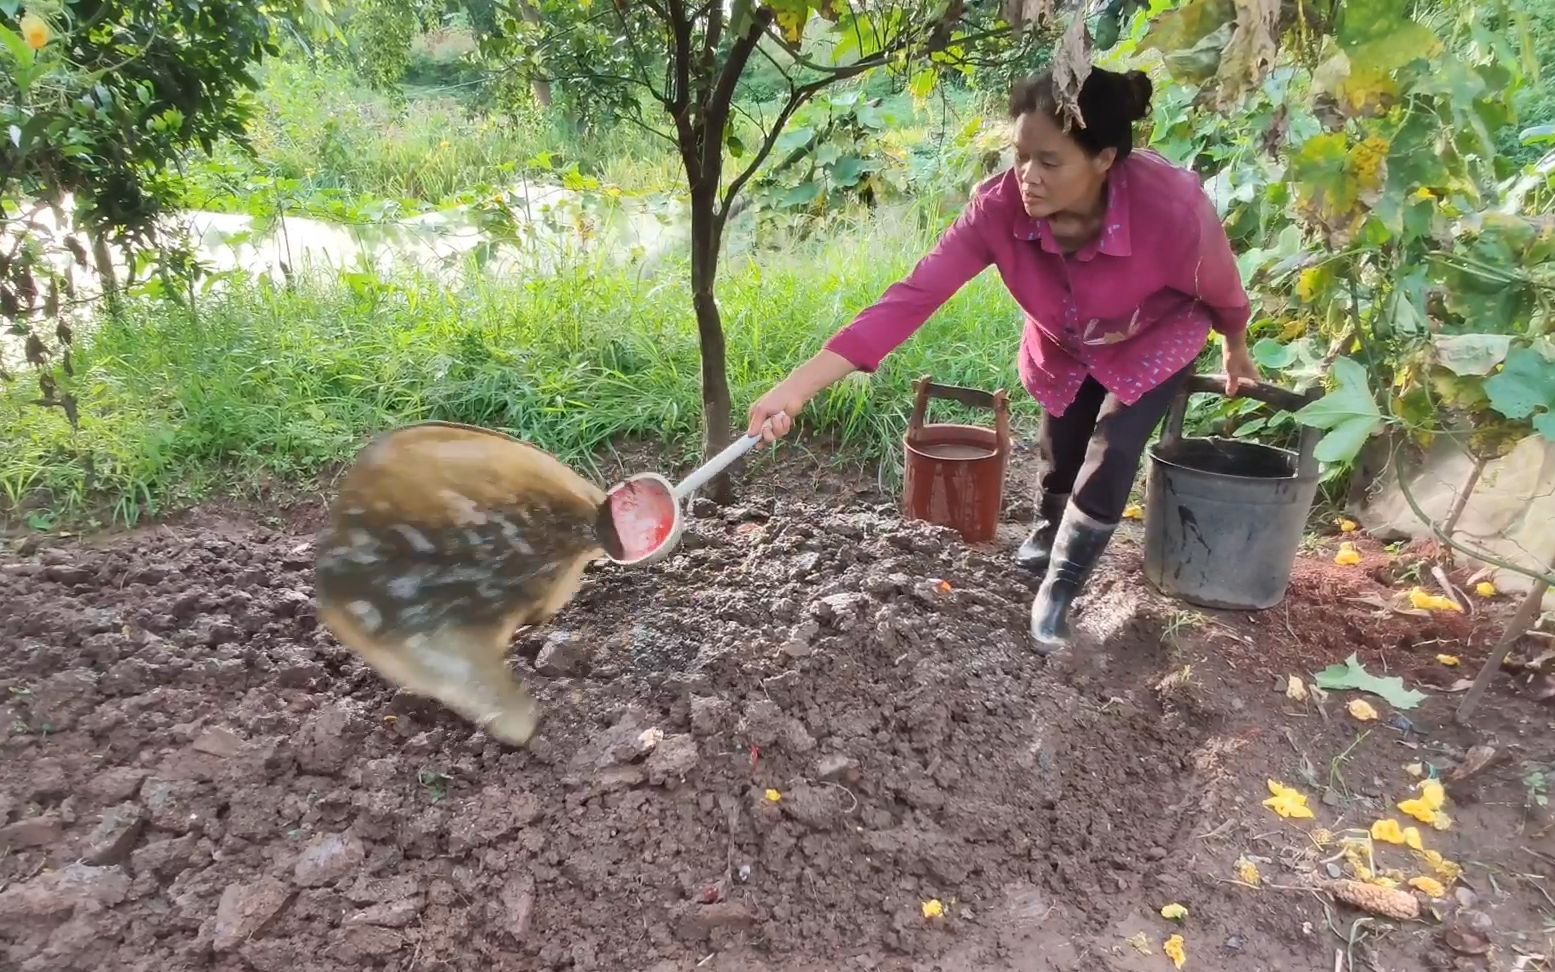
[515, 0, 554, 108]
[689, 176, 735, 504]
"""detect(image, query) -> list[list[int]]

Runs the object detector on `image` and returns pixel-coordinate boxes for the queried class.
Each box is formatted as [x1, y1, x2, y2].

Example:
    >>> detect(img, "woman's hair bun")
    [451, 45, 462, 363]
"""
[1124, 70, 1153, 121]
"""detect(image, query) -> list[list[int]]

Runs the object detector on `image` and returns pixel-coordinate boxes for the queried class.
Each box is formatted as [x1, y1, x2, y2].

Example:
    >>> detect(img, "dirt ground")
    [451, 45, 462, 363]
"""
[3, 446, 1555, 972]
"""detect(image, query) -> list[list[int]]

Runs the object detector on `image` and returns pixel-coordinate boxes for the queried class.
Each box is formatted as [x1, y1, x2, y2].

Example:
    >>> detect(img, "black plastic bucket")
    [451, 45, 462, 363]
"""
[1143, 376, 1323, 611]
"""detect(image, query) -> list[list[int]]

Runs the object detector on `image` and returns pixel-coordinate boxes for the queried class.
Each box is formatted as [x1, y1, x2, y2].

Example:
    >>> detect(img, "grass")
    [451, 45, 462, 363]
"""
[181, 60, 685, 213]
[0, 211, 1030, 525]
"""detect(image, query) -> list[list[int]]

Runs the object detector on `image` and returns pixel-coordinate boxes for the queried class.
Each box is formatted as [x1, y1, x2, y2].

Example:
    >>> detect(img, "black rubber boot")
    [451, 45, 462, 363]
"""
[1030, 504, 1117, 654]
[1014, 491, 1069, 574]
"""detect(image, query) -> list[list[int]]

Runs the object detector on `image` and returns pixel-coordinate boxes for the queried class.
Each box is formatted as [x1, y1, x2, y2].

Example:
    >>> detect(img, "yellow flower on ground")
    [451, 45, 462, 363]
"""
[921, 899, 944, 919]
[1160, 903, 1188, 921]
[1335, 542, 1363, 566]
[1371, 819, 1406, 845]
[1263, 780, 1315, 820]
[1436, 654, 1460, 667]
[1164, 934, 1187, 970]
[1409, 876, 1447, 898]
[1338, 518, 1359, 533]
[1476, 581, 1497, 598]
[1348, 699, 1380, 722]
[20, 10, 51, 49]
[1409, 587, 1462, 613]
[1236, 856, 1262, 887]
[1123, 503, 1145, 520]
[1398, 780, 1451, 829]
[764, 788, 782, 803]
[1419, 849, 1463, 884]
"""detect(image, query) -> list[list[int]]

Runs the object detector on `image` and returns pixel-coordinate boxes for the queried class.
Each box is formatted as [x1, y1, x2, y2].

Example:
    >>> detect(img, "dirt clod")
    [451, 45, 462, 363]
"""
[292, 831, 365, 887]
[80, 803, 146, 865]
[213, 878, 293, 952]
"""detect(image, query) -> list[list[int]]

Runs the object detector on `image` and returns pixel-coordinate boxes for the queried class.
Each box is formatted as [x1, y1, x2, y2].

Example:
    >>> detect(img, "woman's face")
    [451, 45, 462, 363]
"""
[1011, 110, 1115, 220]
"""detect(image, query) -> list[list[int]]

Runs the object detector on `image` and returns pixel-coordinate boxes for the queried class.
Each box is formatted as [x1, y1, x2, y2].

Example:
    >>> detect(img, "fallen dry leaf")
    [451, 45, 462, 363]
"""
[1286, 676, 1308, 702]
[1436, 654, 1461, 667]
[1405, 762, 1424, 777]
[1160, 902, 1188, 921]
[1447, 745, 1499, 785]
[1348, 698, 1380, 721]
[1443, 919, 1492, 956]
[1164, 933, 1187, 970]
[1264, 779, 1315, 820]
[1125, 931, 1153, 955]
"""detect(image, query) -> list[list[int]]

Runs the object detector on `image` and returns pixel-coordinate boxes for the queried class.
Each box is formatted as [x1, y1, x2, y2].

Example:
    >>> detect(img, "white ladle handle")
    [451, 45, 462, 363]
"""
[672, 413, 786, 501]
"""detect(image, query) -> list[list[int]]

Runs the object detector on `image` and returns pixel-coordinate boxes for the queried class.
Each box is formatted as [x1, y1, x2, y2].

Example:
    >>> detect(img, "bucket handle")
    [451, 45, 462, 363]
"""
[1161, 375, 1323, 478]
[907, 375, 1012, 457]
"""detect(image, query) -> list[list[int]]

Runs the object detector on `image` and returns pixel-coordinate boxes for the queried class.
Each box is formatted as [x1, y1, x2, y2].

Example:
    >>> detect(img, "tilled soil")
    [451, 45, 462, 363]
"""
[2, 491, 1552, 971]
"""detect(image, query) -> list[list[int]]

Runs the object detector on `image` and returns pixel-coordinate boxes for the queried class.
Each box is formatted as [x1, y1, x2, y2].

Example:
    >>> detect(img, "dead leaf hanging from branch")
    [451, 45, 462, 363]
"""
[1051, 13, 1094, 129]
[1003, 0, 1057, 26]
[1214, 0, 1279, 102]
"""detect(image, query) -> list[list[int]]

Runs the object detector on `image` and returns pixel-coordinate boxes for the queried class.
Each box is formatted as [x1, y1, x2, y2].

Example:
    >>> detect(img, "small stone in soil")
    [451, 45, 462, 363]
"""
[81, 803, 147, 866]
[0, 814, 64, 851]
[191, 726, 245, 758]
[213, 878, 293, 952]
[817, 753, 860, 783]
[535, 631, 586, 676]
[292, 831, 366, 887]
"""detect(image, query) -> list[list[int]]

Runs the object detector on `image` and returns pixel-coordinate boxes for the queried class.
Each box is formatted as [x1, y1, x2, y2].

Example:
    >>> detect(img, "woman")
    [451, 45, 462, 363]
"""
[746, 66, 1260, 653]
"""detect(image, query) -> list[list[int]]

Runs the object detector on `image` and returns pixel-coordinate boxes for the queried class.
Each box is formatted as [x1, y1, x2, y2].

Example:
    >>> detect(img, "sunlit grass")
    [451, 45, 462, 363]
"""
[0, 211, 1031, 524]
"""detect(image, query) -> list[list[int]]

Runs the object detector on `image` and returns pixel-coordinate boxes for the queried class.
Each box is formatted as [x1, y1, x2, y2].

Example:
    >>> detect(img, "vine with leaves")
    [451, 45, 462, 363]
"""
[1096, 0, 1555, 585]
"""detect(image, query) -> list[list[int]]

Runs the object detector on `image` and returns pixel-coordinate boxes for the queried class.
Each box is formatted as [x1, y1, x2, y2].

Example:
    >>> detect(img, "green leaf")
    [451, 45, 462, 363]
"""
[830, 156, 866, 188]
[909, 69, 937, 100]
[1484, 347, 1555, 435]
[781, 181, 821, 208]
[1251, 337, 1298, 370]
[1433, 334, 1513, 377]
[1294, 356, 1385, 464]
[1313, 653, 1428, 709]
[1336, 0, 1409, 49]
[1139, 0, 1234, 54]
[1523, 124, 1555, 146]
[773, 125, 815, 156]
[0, 23, 32, 70]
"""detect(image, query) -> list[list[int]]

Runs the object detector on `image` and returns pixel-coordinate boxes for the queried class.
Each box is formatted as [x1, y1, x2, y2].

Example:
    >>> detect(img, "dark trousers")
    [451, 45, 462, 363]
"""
[1036, 365, 1194, 524]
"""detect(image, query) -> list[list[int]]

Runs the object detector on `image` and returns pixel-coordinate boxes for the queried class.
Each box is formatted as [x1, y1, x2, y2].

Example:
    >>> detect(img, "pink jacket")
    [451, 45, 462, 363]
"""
[824, 150, 1251, 416]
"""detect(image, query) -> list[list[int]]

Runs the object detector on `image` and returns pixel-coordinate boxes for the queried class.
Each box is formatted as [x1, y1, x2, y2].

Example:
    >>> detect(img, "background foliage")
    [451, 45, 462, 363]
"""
[1, 0, 1553, 525]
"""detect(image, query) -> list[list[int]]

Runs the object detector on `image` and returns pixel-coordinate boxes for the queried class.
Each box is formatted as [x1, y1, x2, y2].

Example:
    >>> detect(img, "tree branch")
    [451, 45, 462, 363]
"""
[611, 0, 671, 106]
[700, 6, 775, 199]
[1391, 438, 1555, 587]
